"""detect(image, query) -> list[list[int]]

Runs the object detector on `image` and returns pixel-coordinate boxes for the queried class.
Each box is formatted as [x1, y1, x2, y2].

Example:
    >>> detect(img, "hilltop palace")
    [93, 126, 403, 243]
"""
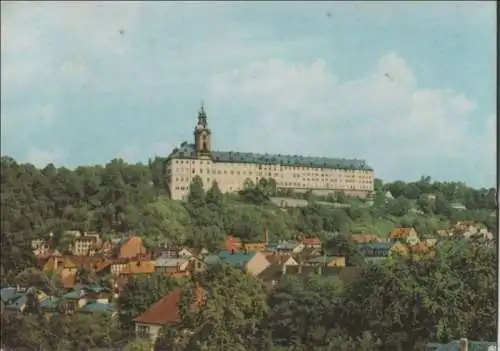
[166, 104, 374, 201]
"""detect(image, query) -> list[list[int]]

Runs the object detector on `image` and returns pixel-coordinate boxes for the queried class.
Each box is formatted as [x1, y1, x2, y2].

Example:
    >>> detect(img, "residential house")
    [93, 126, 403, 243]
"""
[391, 242, 410, 256]
[209, 251, 271, 276]
[109, 253, 153, 276]
[437, 222, 493, 241]
[261, 253, 298, 284]
[61, 286, 89, 311]
[82, 285, 113, 304]
[389, 227, 420, 245]
[409, 242, 432, 258]
[300, 237, 322, 249]
[42, 255, 110, 289]
[32, 239, 50, 257]
[110, 260, 128, 276]
[134, 287, 205, 345]
[350, 234, 381, 244]
[115, 236, 147, 259]
[241, 241, 267, 252]
[264, 253, 298, 268]
[294, 244, 323, 260]
[92, 259, 113, 276]
[55, 284, 115, 315]
[94, 240, 114, 256]
[357, 242, 406, 262]
[224, 235, 242, 252]
[154, 246, 193, 259]
[155, 257, 193, 277]
[304, 256, 346, 268]
[3, 287, 48, 312]
[80, 301, 115, 315]
[118, 260, 156, 278]
[424, 238, 438, 248]
[454, 221, 493, 240]
[43, 256, 78, 289]
[70, 235, 100, 256]
[275, 240, 305, 254]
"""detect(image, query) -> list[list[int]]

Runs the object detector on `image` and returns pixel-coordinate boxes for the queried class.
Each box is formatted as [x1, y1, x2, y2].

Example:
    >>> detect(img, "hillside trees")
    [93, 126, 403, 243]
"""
[117, 274, 178, 332]
[155, 264, 271, 351]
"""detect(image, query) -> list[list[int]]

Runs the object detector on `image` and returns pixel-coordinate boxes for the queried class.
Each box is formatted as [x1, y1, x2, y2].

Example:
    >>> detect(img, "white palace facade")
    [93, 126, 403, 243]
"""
[166, 104, 374, 201]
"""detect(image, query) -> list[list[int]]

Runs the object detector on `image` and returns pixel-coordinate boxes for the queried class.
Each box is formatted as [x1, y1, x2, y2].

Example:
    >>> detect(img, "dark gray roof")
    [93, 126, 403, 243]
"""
[168, 142, 373, 171]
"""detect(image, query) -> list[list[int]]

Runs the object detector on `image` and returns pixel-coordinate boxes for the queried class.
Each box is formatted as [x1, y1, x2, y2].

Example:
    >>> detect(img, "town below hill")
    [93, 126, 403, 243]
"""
[0, 156, 497, 351]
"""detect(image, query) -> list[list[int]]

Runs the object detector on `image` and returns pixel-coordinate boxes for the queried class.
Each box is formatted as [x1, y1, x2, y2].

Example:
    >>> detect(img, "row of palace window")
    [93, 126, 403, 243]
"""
[172, 159, 372, 175]
[173, 168, 372, 182]
[174, 175, 371, 187]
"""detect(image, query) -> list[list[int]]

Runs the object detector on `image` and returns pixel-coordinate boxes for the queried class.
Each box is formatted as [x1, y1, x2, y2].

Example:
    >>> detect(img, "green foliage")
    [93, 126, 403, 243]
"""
[0, 156, 497, 350]
[125, 338, 152, 351]
[156, 264, 271, 351]
[268, 275, 344, 348]
[323, 234, 364, 266]
[206, 181, 223, 210]
[188, 175, 206, 207]
[117, 274, 178, 331]
[13, 269, 62, 296]
[1, 311, 121, 351]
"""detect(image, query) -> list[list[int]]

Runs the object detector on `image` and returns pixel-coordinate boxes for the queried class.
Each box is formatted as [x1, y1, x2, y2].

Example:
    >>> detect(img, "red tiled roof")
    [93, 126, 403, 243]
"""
[389, 227, 416, 239]
[301, 237, 321, 245]
[135, 288, 182, 325]
[410, 242, 430, 254]
[134, 287, 205, 325]
[351, 234, 381, 244]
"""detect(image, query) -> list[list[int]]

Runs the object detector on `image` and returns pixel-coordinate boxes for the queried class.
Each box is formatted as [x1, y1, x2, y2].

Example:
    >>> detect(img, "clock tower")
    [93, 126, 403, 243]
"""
[194, 101, 212, 157]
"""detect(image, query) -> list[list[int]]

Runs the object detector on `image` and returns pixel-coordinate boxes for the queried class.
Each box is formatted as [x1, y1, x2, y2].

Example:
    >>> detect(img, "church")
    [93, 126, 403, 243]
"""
[166, 104, 374, 201]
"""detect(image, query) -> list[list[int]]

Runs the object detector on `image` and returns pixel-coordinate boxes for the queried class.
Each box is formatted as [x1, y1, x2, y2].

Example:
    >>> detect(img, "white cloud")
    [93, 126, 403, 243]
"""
[209, 53, 494, 184]
[25, 148, 65, 167]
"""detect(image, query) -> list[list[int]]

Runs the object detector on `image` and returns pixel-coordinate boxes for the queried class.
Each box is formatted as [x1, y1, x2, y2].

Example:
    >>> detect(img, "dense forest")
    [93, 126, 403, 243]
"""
[0, 155, 497, 350]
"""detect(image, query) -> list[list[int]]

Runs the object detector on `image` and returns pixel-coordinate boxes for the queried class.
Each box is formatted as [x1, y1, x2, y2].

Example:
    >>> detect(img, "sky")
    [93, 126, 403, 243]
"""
[1, 1, 496, 188]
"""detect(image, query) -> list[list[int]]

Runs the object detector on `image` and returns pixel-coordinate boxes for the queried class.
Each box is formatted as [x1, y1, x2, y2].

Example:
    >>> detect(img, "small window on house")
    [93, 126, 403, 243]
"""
[137, 325, 150, 338]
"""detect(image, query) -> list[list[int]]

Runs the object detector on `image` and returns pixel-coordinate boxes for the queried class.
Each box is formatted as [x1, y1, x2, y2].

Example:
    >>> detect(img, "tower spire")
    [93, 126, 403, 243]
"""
[197, 100, 207, 128]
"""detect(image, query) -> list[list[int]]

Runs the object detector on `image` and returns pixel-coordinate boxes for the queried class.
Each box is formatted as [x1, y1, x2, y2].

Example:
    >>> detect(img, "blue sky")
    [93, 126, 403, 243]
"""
[1, 1, 496, 188]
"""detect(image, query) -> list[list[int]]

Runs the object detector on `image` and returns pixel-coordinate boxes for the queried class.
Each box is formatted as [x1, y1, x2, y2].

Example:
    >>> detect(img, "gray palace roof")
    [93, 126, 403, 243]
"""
[168, 142, 373, 171]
